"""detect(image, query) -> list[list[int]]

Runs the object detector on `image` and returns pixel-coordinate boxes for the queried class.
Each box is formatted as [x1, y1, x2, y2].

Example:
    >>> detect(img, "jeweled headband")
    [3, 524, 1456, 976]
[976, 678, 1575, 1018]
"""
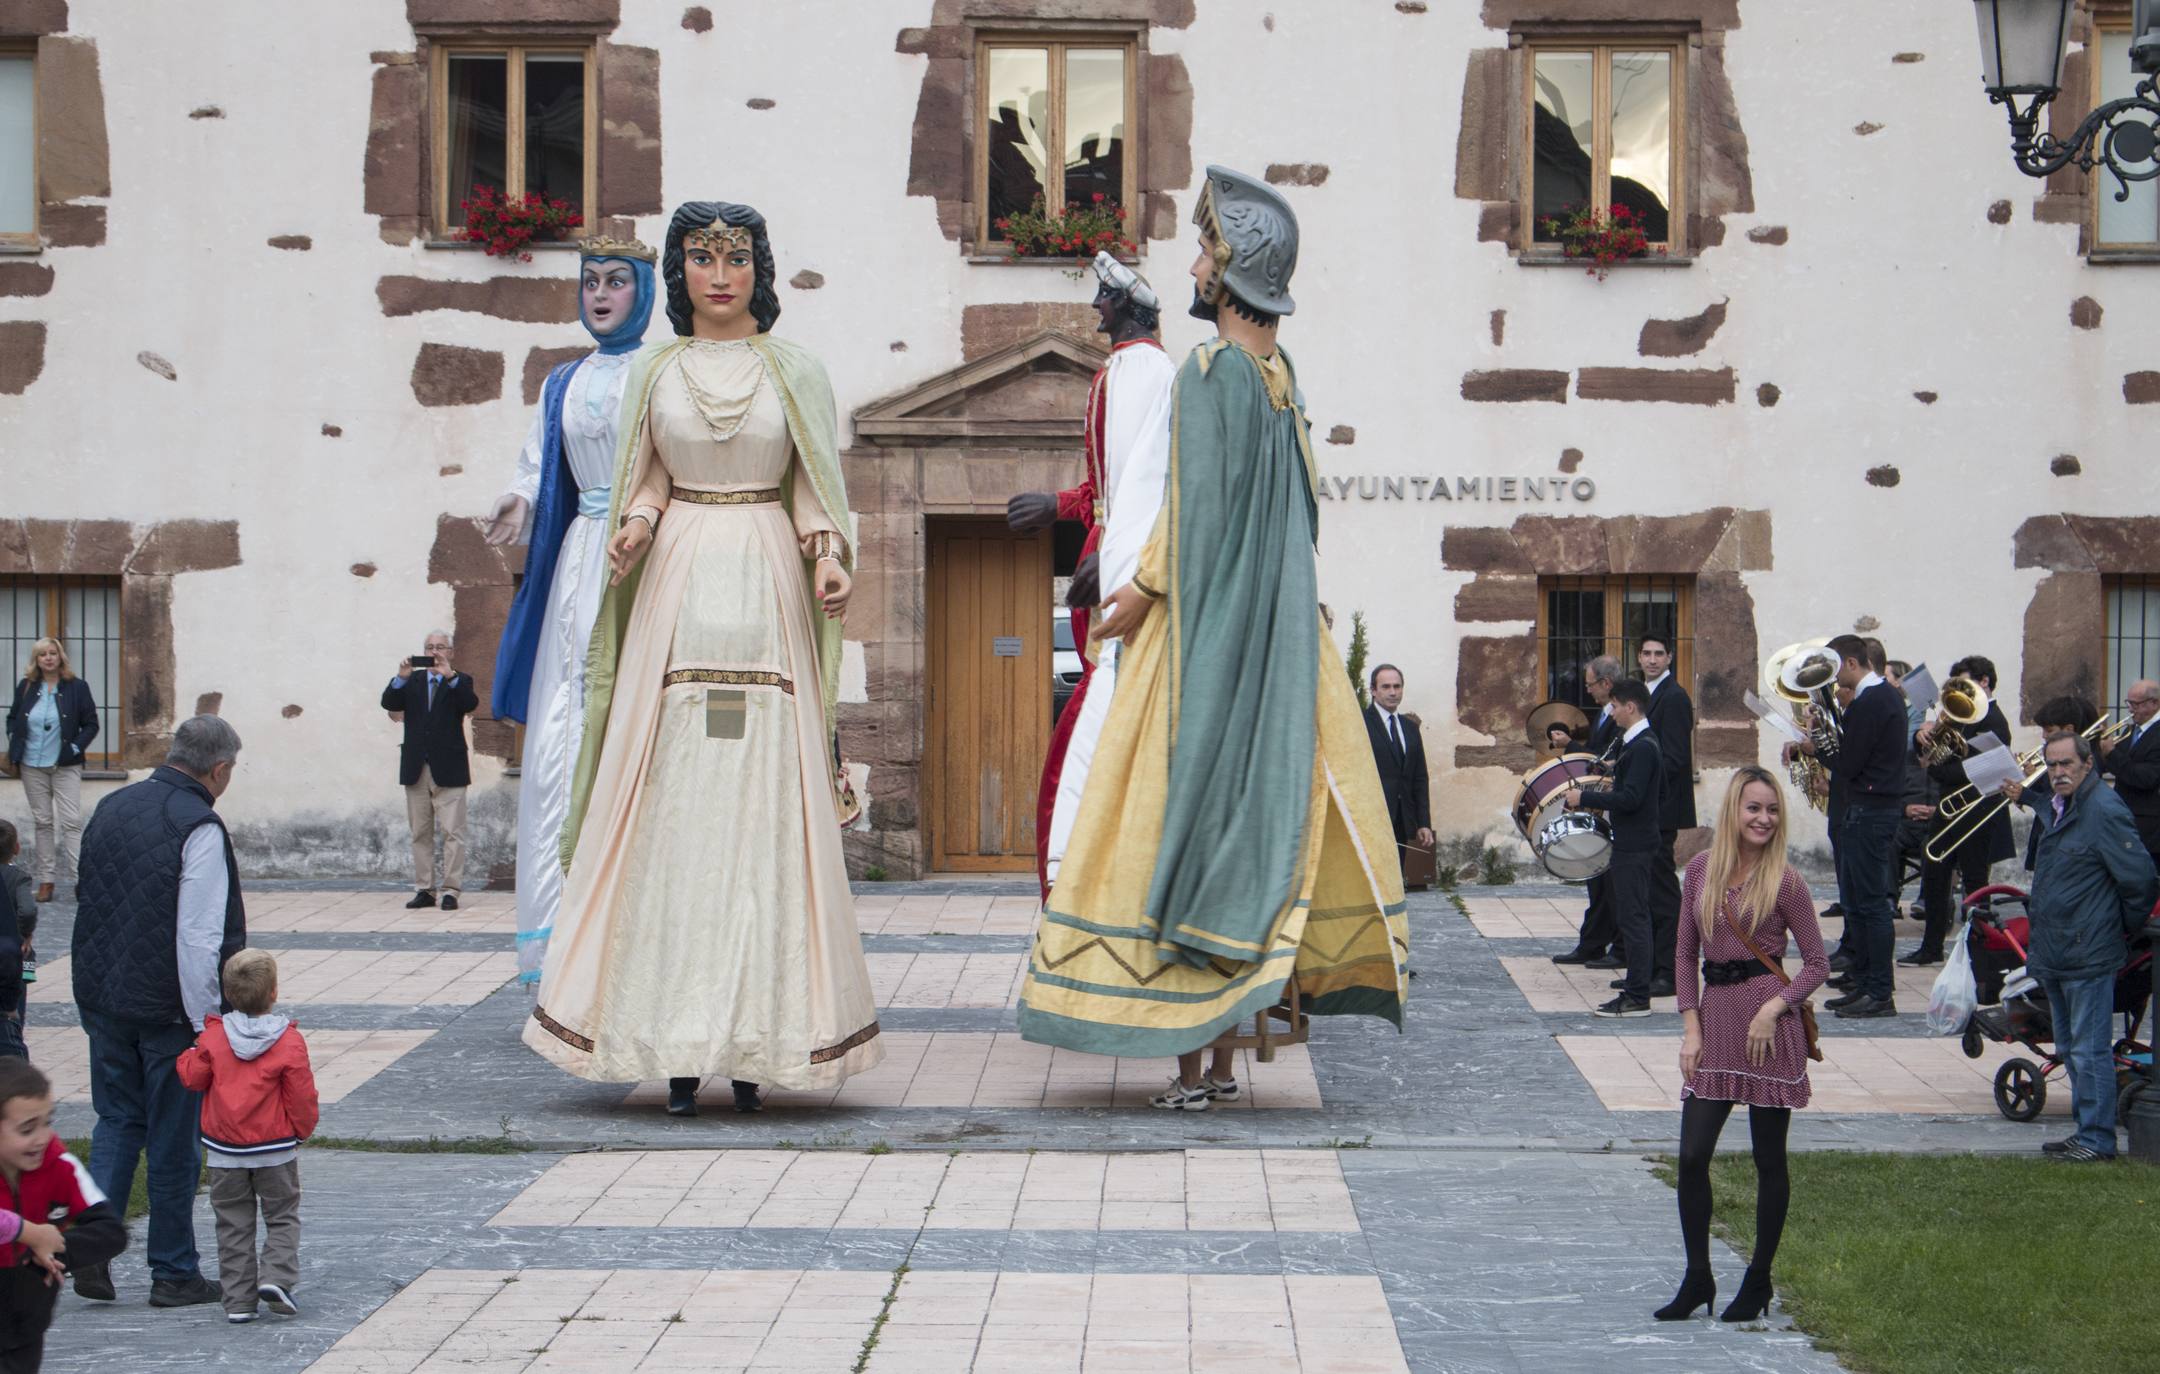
[683, 225, 754, 255]
[577, 235, 657, 263]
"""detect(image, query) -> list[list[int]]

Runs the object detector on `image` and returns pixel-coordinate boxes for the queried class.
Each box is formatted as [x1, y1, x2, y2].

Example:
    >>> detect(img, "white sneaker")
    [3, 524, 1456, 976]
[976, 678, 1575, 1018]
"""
[226, 1311, 257, 1324]
[258, 1283, 298, 1316]
[1150, 1078, 1212, 1111]
[1202, 1075, 1240, 1101]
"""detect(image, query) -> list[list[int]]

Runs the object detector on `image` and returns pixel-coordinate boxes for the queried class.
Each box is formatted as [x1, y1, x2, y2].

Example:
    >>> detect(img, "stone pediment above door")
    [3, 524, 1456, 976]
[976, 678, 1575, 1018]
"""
[853, 330, 1105, 446]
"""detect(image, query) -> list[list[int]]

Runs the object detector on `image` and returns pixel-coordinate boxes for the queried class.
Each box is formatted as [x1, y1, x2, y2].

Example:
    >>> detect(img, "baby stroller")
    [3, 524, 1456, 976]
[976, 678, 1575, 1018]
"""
[1956, 884, 2154, 1122]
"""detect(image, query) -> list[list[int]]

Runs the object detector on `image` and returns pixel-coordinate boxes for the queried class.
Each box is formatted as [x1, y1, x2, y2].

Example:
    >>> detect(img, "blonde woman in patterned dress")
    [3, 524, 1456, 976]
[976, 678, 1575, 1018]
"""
[1658, 764, 1828, 1324]
[522, 202, 882, 1117]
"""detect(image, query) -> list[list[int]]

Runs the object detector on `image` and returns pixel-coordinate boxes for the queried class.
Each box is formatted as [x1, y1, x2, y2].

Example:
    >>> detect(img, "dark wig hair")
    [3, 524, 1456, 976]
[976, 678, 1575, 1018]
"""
[662, 201, 781, 337]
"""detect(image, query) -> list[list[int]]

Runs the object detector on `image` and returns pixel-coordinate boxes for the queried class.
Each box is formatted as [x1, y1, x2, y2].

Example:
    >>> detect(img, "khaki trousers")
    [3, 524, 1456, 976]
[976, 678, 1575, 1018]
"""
[404, 765, 468, 894]
[17, 763, 82, 884]
[209, 1161, 301, 1315]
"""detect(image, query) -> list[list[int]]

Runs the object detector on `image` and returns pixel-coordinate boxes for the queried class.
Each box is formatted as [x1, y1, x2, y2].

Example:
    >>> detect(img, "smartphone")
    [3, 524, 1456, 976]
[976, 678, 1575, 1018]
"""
[411, 655, 436, 668]
[20, 960, 34, 983]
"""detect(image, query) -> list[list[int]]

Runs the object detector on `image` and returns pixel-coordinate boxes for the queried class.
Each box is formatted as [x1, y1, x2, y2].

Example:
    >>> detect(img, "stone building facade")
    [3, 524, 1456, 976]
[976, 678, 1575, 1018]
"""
[2, 1, 2155, 880]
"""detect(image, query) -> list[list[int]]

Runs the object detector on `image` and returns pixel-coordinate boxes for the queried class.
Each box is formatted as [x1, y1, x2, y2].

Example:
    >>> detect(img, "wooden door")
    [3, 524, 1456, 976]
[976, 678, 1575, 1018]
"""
[928, 518, 1053, 871]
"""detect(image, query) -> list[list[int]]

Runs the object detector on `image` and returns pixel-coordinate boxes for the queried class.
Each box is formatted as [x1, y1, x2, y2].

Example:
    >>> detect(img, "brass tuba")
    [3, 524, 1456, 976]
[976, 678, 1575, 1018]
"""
[1778, 645, 1845, 757]
[1916, 675, 1988, 767]
[1763, 641, 1832, 812]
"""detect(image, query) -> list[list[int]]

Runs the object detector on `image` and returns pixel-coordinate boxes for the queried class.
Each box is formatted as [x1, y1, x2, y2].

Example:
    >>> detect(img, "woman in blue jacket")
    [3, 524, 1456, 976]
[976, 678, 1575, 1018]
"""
[4, 639, 100, 902]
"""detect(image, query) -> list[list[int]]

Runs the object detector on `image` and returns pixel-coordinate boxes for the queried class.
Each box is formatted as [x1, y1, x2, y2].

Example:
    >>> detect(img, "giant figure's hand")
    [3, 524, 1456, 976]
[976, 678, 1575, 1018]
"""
[1006, 492, 1057, 534]
[1066, 552, 1101, 609]
[1095, 582, 1153, 640]
[818, 559, 852, 620]
[483, 494, 529, 547]
[607, 517, 653, 585]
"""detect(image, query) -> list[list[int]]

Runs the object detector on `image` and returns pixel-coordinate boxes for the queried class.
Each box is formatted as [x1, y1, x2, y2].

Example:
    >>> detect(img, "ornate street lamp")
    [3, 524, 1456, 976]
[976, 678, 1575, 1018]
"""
[1974, 0, 2160, 198]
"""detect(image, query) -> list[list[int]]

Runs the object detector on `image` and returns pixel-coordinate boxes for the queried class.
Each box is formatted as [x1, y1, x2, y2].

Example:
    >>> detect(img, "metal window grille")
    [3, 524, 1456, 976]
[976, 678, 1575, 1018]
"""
[1, 574, 123, 770]
[2105, 575, 2160, 719]
[1539, 574, 1694, 711]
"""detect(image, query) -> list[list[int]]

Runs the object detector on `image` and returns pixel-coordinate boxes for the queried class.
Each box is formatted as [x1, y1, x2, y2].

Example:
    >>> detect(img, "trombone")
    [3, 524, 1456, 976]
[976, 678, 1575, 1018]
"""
[1923, 714, 2126, 862]
[1935, 714, 2113, 821]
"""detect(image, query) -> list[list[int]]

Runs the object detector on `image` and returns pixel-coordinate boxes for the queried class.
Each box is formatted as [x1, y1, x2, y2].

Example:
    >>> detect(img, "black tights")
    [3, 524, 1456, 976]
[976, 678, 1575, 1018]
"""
[1676, 1096, 1791, 1278]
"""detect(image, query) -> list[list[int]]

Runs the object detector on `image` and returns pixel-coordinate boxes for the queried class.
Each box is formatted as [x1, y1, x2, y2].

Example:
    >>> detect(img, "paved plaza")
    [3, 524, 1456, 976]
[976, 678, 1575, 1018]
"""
[26, 879, 2059, 1373]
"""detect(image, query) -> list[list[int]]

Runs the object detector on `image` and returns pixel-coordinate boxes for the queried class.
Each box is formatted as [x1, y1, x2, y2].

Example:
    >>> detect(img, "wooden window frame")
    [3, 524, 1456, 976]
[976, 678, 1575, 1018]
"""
[0, 574, 124, 774]
[1520, 38, 1687, 257]
[428, 39, 598, 241]
[2104, 574, 2160, 721]
[2087, 13, 2160, 254]
[0, 44, 36, 251]
[972, 31, 1139, 255]
[1535, 574, 1697, 710]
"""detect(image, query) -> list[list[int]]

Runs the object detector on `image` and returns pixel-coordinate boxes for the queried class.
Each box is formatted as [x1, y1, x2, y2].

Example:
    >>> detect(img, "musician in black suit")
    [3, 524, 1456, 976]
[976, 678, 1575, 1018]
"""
[1901, 655, 2017, 965]
[1565, 678, 1661, 1017]
[1795, 634, 1906, 1018]
[381, 629, 480, 911]
[1639, 635, 1694, 997]
[1555, 655, 1624, 967]
[1363, 665, 1432, 851]
[2101, 678, 2160, 872]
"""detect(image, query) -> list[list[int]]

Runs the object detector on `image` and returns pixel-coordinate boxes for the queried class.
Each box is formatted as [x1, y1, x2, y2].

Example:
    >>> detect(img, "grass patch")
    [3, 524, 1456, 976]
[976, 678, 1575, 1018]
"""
[306, 1134, 533, 1155]
[62, 1138, 192, 1222]
[1653, 1151, 2159, 1374]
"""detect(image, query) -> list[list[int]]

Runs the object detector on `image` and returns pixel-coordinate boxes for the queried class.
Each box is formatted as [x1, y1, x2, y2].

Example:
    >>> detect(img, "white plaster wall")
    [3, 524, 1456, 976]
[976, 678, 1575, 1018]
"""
[2, 1, 2152, 875]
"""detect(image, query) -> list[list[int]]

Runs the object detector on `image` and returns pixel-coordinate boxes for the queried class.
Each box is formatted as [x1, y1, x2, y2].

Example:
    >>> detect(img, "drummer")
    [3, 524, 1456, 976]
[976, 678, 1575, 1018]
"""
[1565, 678, 1663, 1017]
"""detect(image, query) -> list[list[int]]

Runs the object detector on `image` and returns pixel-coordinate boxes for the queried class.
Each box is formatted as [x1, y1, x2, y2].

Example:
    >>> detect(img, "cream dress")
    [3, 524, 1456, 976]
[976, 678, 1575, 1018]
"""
[524, 338, 884, 1088]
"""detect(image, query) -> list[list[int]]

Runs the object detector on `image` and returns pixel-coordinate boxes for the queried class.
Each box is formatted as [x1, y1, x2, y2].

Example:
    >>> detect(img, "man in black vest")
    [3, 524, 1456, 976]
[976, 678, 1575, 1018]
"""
[1363, 664, 1432, 853]
[2101, 678, 2160, 873]
[1566, 678, 1661, 1017]
[382, 629, 479, 911]
[69, 714, 247, 1308]
[1556, 655, 1624, 966]
[1639, 635, 1694, 998]
[1797, 634, 1907, 1018]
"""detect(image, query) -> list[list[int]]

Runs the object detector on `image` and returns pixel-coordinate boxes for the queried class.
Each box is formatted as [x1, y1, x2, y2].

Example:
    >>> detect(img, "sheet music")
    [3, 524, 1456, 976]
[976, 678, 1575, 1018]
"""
[1961, 739, 2024, 796]
[1744, 689, 1807, 745]
[1901, 663, 1938, 716]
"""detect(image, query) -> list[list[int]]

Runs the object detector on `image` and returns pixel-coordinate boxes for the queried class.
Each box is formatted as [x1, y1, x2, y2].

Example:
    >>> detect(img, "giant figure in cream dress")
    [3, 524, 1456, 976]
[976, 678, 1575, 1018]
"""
[523, 203, 882, 1113]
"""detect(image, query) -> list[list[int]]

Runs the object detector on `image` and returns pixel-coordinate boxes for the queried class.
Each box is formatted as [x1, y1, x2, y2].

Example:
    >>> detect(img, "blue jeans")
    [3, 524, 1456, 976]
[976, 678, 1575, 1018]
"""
[2037, 972, 2119, 1155]
[81, 1010, 205, 1281]
[1835, 805, 1900, 1000]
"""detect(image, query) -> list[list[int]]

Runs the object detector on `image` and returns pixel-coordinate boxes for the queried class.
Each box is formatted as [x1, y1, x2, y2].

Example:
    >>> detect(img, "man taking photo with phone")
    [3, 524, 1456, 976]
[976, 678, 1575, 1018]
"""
[381, 630, 478, 910]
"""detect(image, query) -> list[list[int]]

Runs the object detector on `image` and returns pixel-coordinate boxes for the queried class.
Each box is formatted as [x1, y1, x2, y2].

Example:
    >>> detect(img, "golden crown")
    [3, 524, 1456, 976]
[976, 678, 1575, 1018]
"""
[577, 235, 657, 263]
[683, 225, 754, 255]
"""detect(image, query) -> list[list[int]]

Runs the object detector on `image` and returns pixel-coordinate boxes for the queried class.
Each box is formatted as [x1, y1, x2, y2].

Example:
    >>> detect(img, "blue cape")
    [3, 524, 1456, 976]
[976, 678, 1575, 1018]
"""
[490, 254, 655, 723]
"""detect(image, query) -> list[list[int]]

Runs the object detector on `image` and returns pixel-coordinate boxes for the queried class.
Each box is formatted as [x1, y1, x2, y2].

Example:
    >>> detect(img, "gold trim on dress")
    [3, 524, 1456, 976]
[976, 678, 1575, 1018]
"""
[670, 486, 782, 505]
[531, 1005, 594, 1053]
[663, 668, 795, 695]
[809, 1020, 882, 1064]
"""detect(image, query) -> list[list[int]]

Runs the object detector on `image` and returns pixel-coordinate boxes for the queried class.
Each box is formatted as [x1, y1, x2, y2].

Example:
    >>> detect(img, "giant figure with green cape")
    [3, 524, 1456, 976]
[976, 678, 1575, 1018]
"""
[522, 202, 883, 1117]
[1015, 167, 1409, 1104]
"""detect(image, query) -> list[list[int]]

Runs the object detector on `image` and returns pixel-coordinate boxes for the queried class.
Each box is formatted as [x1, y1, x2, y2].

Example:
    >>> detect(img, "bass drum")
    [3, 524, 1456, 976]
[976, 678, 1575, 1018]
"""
[1512, 753, 1615, 883]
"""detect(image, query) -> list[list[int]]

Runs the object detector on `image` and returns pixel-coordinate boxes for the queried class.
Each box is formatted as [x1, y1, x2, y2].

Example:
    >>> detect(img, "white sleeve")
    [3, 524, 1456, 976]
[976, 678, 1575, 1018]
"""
[176, 824, 231, 1031]
[1097, 347, 1178, 594]
[502, 402, 547, 537]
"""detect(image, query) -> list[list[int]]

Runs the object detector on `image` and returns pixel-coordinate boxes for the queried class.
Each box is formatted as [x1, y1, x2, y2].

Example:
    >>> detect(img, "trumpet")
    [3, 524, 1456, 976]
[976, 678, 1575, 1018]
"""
[1915, 675, 1988, 767]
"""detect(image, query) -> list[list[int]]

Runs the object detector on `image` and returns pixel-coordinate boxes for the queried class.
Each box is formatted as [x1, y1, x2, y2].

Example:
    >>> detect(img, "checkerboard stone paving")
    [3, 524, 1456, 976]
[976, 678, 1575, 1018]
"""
[32, 948, 516, 1007]
[1558, 1033, 2074, 1116]
[621, 1034, 1323, 1111]
[24, 1023, 435, 1106]
[241, 888, 518, 934]
[297, 1268, 1410, 1374]
[863, 951, 1028, 1009]
[489, 1149, 1360, 1232]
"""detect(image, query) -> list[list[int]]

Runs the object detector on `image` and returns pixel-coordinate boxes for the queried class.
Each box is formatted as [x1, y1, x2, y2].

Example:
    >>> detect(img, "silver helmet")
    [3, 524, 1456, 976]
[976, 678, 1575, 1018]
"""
[1192, 165, 1298, 317]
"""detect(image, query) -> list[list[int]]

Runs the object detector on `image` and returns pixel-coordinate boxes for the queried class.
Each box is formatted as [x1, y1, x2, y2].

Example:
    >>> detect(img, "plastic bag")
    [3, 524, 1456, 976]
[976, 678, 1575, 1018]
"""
[1925, 919, 1979, 1035]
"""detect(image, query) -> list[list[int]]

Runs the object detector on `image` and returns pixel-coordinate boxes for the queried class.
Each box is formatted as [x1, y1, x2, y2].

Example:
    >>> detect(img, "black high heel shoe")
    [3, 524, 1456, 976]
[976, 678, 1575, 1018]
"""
[1719, 1269, 1772, 1323]
[731, 1079, 762, 1113]
[666, 1077, 699, 1117]
[1653, 1271, 1716, 1321]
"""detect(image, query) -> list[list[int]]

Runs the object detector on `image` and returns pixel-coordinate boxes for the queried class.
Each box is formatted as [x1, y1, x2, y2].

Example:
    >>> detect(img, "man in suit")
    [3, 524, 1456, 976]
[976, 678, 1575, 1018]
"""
[2102, 679, 2160, 872]
[1363, 665, 1432, 853]
[1565, 679, 1660, 1016]
[1795, 633, 1907, 1018]
[1639, 634, 1693, 998]
[381, 629, 479, 911]
[1555, 655, 1623, 966]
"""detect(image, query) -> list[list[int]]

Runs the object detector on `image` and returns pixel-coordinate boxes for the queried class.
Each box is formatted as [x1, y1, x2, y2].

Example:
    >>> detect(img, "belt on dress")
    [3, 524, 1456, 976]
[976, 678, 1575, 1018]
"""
[575, 486, 612, 519]
[1701, 958, 1764, 987]
[671, 485, 781, 505]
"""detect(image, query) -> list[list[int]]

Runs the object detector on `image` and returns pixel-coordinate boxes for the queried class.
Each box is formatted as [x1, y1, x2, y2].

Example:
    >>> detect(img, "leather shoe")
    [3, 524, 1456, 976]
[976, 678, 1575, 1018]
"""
[1647, 978, 1676, 999]
[73, 1261, 115, 1302]
[1585, 954, 1626, 970]
[1551, 948, 1602, 965]
[1895, 948, 1941, 967]
[1827, 973, 1855, 991]
[150, 1274, 222, 1308]
[666, 1077, 698, 1117]
[1828, 953, 1854, 974]
[1834, 994, 1897, 1019]
[405, 889, 436, 910]
[440, 893, 460, 911]
[1610, 978, 1627, 989]
[35, 882, 54, 904]
[1821, 903, 1845, 919]
[731, 1080, 763, 1113]
[1825, 990, 1865, 1011]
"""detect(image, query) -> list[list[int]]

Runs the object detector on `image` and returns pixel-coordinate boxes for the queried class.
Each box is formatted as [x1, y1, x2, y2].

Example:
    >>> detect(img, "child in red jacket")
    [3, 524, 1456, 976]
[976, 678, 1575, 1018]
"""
[2, 1056, 127, 1373]
[175, 950, 318, 1325]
